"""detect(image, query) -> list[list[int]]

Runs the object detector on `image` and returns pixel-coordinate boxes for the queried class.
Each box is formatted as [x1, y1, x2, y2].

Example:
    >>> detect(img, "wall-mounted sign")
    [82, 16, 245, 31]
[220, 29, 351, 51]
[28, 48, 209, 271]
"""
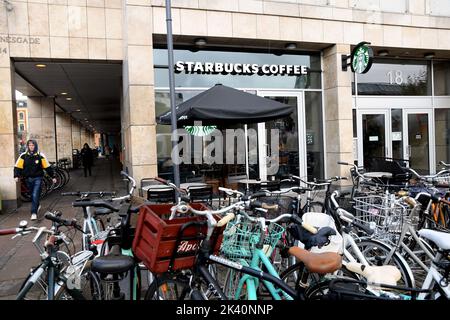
[351, 41, 374, 74]
[175, 61, 309, 76]
[369, 136, 379, 142]
[392, 132, 402, 141]
[0, 36, 41, 44]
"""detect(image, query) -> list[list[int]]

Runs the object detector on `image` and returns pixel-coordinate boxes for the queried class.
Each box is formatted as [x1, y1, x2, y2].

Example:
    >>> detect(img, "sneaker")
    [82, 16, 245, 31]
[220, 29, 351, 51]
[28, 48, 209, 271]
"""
[31, 214, 37, 221]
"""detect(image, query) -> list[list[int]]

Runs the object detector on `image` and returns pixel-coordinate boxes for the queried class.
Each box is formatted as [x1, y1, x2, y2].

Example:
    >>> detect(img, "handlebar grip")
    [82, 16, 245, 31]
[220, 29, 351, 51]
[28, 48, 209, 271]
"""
[352, 220, 375, 236]
[404, 197, 417, 208]
[337, 161, 349, 165]
[301, 222, 318, 235]
[217, 213, 235, 227]
[250, 192, 268, 198]
[0, 228, 18, 236]
[261, 203, 279, 210]
[61, 192, 79, 196]
[44, 212, 76, 227]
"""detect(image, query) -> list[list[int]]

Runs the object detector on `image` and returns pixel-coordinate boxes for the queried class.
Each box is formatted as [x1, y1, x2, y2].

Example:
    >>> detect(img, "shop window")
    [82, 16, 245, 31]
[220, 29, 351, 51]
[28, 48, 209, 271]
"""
[352, 59, 431, 96]
[433, 61, 450, 96]
[19, 112, 24, 120]
[435, 108, 450, 164]
[305, 91, 324, 180]
[19, 123, 25, 132]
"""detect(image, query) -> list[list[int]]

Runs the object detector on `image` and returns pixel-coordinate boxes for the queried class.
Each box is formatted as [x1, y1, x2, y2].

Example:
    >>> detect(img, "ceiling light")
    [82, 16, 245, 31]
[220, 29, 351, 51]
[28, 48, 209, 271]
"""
[194, 38, 207, 46]
[60, 92, 68, 95]
[378, 50, 389, 57]
[66, 97, 72, 101]
[285, 43, 297, 50]
[35, 64, 46, 68]
[424, 52, 435, 59]
[75, 109, 81, 112]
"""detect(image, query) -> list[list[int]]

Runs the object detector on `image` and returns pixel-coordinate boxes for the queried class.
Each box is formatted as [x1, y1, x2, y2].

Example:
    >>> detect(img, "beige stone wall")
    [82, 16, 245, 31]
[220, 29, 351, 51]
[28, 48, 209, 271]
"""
[150, 1, 450, 50]
[56, 111, 72, 162]
[27, 97, 57, 162]
[122, 0, 157, 190]
[0, 56, 18, 204]
[323, 44, 354, 181]
[1, 0, 123, 61]
[71, 119, 81, 150]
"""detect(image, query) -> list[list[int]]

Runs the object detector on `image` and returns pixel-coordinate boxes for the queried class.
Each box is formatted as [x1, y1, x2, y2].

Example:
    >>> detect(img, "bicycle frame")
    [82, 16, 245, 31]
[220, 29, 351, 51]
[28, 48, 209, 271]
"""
[418, 252, 450, 299]
[233, 247, 293, 300]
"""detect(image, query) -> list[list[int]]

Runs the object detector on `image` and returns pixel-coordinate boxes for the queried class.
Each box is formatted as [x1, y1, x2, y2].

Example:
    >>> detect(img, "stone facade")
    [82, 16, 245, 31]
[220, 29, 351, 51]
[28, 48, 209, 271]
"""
[0, 0, 449, 206]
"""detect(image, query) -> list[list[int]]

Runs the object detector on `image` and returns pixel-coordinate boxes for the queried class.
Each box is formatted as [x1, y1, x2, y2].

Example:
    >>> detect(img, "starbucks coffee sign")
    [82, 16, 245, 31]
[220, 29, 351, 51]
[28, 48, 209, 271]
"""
[175, 61, 309, 76]
[351, 41, 374, 74]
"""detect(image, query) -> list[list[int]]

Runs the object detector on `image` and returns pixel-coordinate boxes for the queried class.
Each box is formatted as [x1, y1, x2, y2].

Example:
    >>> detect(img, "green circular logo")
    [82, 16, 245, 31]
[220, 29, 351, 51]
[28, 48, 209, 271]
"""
[351, 42, 374, 74]
[184, 125, 217, 136]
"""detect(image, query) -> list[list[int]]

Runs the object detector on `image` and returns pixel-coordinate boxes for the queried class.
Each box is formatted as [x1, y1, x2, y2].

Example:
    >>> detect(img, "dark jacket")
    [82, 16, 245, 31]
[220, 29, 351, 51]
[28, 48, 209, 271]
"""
[81, 147, 93, 166]
[14, 151, 54, 178]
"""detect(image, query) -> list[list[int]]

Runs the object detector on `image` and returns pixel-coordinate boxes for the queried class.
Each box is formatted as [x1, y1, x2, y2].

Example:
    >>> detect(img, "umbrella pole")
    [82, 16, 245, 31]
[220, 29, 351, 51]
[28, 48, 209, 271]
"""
[245, 124, 249, 194]
[165, 0, 181, 189]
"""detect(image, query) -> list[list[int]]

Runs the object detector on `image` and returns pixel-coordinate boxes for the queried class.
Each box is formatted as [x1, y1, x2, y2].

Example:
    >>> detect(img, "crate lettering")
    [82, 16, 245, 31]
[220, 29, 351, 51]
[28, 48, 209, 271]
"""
[177, 240, 200, 253]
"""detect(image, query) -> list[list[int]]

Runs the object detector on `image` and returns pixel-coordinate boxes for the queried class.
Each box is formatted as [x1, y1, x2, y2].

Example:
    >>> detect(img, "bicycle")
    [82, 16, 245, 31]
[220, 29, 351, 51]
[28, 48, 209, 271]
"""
[0, 212, 101, 300]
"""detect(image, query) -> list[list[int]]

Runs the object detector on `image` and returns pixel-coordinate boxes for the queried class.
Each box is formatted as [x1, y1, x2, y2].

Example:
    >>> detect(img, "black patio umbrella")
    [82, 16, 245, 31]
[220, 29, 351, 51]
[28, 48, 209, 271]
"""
[157, 84, 295, 126]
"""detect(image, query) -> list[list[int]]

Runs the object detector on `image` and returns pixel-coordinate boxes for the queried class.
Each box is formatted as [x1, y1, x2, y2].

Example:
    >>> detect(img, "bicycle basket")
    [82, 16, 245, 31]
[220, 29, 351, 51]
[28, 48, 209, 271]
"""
[132, 203, 224, 274]
[220, 219, 284, 265]
[353, 195, 410, 243]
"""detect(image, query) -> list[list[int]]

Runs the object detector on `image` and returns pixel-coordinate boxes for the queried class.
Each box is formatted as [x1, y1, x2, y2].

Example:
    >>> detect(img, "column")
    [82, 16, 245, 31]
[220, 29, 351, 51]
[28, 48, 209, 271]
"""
[27, 97, 57, 162]
[55, 111, 72, 162]
[0, 56, 19, 209]
[71, 120, 81, 150]
[121, 1, 157, 189]
[323, 44, 354, 182]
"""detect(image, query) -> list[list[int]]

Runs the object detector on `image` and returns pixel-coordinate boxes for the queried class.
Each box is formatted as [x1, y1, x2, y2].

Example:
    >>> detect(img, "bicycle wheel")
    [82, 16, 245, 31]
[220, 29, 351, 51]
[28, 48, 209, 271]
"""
[347, 238, 414, 288]
[401, 236, 435, 288]
[17, 265, 48, 300]
[145, 274, 189, 300]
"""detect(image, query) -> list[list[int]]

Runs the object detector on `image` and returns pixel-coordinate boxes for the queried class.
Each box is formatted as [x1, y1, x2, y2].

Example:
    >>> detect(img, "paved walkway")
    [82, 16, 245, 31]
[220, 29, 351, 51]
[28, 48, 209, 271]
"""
[0, 157, 127, 299]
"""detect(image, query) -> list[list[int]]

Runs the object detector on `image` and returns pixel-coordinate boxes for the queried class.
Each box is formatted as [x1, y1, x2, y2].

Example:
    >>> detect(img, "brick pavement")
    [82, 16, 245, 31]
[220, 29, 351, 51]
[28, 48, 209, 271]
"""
[0, 157, 127, 299]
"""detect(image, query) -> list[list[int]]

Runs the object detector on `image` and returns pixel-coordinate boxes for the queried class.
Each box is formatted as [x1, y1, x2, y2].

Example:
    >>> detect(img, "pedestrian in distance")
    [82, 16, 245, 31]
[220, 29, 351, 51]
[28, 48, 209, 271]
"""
[81, 143, 94, 177]
[13, 140, 56, 221]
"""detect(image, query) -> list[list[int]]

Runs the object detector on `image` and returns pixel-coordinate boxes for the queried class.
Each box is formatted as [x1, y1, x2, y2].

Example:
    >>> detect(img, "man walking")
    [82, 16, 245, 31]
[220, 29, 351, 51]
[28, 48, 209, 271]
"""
[14, 140, 57, 221]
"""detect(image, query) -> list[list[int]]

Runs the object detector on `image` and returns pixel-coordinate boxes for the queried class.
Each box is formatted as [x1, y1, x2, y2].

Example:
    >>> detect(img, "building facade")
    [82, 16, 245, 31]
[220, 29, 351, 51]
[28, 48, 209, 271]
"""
[1, 0, 450, 208]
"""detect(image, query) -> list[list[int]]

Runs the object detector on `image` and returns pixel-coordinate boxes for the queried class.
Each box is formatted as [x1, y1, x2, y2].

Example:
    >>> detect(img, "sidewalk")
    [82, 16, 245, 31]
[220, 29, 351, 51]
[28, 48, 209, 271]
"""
[0, 157, 127, 299]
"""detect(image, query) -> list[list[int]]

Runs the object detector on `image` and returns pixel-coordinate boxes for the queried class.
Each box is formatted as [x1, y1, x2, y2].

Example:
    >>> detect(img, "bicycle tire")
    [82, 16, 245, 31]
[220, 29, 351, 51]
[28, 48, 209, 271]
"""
[347, 238, 414, 288]
[145, 274, 189, 300]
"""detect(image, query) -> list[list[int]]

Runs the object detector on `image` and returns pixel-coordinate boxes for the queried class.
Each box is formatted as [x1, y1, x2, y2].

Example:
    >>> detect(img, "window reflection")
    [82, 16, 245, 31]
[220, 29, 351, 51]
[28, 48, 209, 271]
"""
[352, 59, 431, 96]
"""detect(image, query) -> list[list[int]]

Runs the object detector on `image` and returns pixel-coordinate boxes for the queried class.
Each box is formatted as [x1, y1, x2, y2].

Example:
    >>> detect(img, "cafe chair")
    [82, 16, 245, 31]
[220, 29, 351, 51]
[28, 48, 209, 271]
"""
[147, 187, 176, 203]
[187, 185, 213, 207]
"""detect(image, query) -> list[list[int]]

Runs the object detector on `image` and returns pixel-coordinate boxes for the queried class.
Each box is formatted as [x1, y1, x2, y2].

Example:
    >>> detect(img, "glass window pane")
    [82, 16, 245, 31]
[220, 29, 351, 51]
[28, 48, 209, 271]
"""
[353, 59, 431, 96]
[433, 61, 450, 96]
[154, 48, 321, 89]
[435, 109, 450, 165]
[305, 91, 324, 179]
[391, 109, 403, 160]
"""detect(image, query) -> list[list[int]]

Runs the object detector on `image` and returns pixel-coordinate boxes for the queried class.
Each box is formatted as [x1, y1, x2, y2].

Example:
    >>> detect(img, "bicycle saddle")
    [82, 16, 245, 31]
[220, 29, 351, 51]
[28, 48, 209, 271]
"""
[345, 262, 401, 286]
[94, 208, 114, 216]
[418, 229, 450, 250]
[91, 245, 134, 274]
[288, 247, 342, 274]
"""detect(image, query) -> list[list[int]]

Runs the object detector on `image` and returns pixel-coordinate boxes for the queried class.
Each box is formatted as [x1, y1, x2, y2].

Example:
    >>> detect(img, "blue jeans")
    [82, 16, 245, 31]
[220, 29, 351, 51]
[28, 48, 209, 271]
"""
[26, 177, 42, 214]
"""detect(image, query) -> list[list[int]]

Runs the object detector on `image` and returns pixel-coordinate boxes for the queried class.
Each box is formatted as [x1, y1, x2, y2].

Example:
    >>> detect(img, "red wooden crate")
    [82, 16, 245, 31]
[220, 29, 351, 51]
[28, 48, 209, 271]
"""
[132, 203, 224, 274]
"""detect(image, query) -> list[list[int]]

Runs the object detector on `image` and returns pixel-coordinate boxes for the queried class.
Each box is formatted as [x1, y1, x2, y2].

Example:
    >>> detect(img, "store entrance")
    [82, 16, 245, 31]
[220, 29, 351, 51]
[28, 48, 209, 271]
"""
[357, 108, 434, 173]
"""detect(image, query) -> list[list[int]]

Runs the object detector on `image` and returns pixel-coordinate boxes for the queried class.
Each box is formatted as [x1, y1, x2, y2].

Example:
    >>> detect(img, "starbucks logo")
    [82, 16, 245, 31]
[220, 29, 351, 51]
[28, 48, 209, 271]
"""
[184, 125, 217, 136]
[351, 42, 374, 74]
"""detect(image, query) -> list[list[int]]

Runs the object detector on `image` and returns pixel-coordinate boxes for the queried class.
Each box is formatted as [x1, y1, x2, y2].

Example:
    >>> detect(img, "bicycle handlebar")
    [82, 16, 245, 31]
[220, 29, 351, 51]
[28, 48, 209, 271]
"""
[44, 212, 83, 232]
[72, 200, 120, 212]
[401, 167, 449, 180]
[61, 191, 116, 197]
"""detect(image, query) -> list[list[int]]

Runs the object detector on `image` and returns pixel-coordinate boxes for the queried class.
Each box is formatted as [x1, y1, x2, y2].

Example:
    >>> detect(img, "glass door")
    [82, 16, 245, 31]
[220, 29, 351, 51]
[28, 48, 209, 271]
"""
[403, 110, 433, 174]
[357, 110, 391, 169]
[257, 92, 306, 180]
